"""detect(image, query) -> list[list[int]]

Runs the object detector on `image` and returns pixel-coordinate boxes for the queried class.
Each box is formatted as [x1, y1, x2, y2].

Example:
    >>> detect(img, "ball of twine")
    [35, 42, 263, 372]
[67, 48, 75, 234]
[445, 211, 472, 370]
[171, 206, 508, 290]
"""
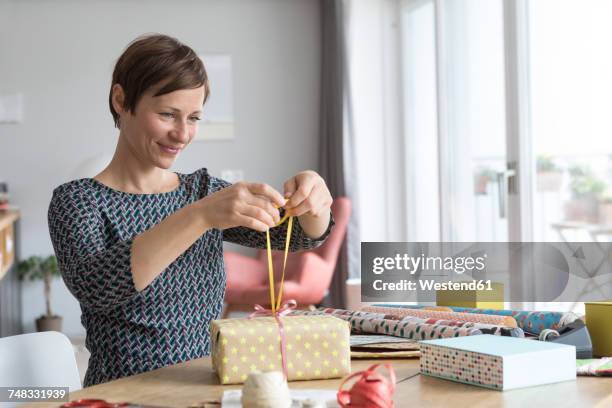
[241, 371, 292, 408]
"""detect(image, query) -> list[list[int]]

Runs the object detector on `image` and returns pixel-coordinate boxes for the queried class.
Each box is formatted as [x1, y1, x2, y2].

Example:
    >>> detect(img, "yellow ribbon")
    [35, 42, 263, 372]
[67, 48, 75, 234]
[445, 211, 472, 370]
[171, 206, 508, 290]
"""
[265, 203, 293, 313]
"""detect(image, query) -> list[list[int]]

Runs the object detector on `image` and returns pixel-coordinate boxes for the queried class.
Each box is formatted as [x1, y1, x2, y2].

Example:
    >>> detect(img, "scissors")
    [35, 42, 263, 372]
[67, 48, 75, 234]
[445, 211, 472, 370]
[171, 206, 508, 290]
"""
[61, 399, 129, 408]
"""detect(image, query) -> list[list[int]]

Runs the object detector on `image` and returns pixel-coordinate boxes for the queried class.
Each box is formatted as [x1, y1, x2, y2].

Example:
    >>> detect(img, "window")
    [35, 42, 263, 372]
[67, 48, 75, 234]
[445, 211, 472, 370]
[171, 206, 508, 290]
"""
[346, 0, 611, 309]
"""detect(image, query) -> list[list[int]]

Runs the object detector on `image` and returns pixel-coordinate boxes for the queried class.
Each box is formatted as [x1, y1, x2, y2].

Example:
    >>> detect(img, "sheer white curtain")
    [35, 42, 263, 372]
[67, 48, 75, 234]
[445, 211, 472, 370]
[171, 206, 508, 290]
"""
[343, 0, 409, 279]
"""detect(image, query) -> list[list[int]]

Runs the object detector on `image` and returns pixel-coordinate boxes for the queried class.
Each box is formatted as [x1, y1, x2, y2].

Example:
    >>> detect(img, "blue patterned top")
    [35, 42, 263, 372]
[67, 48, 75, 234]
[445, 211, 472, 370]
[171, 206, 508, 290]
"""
[48, 168, 333, 387]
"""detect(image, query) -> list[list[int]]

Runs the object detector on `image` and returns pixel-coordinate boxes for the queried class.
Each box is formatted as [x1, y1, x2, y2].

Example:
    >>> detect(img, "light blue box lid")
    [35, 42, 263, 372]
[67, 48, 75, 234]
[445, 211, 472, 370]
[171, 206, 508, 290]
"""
[420, 334, 575, 357]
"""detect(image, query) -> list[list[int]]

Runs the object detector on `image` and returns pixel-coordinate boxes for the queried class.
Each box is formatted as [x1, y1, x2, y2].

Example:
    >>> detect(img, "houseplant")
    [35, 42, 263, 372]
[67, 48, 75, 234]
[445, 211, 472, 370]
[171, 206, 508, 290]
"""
[565, 165, 607, 223]
[536, 155, 563, 192]
[17, 255, 63, 332]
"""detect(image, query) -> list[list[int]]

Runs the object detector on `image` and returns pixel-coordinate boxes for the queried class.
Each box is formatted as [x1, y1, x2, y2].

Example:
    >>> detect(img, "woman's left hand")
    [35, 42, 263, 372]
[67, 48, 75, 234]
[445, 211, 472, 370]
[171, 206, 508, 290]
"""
[283, 170, 332, 218]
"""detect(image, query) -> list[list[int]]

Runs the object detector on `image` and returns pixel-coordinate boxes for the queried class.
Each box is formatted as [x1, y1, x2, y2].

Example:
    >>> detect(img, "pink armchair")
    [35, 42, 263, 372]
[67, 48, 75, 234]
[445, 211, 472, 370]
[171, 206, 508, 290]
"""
[223, 197, 352, 317]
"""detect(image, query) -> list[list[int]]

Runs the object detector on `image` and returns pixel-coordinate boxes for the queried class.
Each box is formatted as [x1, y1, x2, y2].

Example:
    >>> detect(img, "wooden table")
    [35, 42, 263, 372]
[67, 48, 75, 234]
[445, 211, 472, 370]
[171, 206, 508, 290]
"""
[25, 357, 612, 408]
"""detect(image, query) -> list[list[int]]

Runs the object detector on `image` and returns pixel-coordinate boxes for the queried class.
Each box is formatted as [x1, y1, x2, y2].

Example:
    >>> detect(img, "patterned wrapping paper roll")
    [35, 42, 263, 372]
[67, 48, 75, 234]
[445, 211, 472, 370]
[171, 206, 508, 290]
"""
[289, 308, 521, 336]
[448, 307, 580, 335]
[289, 308, 386, 320]
[361, 306, 518, 328]
[400, 316, 524, 338]
[373, 304, 580, 335]
[352, 316, 483, 340]
[301, 308, 522, 337]
[288, 309, 482, 340]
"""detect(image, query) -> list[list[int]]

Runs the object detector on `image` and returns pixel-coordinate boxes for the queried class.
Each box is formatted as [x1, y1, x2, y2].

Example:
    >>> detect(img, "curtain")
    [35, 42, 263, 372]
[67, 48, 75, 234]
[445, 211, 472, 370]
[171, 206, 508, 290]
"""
[319, 0, 359, 309]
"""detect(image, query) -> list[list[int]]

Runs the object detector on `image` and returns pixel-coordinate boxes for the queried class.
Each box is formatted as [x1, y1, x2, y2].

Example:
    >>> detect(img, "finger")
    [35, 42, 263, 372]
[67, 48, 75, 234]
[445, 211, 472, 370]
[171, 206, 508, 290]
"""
[246, 182, 285, 208]
[285, 180, 315, 210]
[287, 186, 323, 217]
[239, 202, 277, 229]
[233, 213, 270, 232]
[283, 178, 297, 199]
[249, 194, 281, 224]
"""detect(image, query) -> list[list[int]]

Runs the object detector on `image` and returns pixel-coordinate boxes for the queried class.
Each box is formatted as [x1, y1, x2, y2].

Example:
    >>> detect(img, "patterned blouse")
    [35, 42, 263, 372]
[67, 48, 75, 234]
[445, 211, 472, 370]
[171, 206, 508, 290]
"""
[47, 168, 333, 387]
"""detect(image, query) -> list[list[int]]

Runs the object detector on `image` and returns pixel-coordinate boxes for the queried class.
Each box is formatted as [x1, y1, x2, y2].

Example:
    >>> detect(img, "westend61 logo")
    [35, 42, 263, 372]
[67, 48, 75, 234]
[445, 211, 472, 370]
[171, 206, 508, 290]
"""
[372, 253, 487, 275]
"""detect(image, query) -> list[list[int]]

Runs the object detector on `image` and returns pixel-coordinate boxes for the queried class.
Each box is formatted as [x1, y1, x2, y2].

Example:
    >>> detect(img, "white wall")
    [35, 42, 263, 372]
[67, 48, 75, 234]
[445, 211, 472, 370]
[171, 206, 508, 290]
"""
[0, 0, 321, 336]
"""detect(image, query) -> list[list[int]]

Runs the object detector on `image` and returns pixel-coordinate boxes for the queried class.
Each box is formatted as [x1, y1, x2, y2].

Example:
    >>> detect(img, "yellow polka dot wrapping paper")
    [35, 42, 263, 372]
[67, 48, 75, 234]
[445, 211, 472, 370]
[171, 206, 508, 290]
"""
[210, 315, 351, 384]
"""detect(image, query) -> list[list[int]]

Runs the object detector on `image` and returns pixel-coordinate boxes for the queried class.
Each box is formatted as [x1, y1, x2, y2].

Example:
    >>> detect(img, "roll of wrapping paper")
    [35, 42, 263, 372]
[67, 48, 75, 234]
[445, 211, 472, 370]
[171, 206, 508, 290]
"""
[423, 306, 453, 312]
[289, 308, 386, 320]
[376, 304, 580, 335]
[361, 306, 517, 328]
[289, 309, 482, 339]
[400, 316, 524, 338]
[290, 308, 522, 337]
[447, 307, 580, 335]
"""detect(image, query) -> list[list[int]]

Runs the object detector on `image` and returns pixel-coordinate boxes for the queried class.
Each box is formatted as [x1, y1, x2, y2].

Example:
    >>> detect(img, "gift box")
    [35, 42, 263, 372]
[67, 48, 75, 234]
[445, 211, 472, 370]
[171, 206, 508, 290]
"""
[211, 314, 351, 384]
[436, 282, 504, 310]
[420, 335, 575, 390]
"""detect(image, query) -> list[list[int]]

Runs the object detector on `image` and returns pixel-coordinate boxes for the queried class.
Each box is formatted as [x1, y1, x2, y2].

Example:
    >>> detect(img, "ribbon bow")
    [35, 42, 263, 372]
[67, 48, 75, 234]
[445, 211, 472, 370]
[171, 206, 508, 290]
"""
[250, 299, 298, 318]
[248, 203, 295, 378]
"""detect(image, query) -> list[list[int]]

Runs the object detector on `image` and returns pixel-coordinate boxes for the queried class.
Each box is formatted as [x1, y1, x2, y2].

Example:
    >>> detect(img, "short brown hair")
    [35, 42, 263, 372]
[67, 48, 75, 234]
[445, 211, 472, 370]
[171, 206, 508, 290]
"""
[109, 34, 209, 128]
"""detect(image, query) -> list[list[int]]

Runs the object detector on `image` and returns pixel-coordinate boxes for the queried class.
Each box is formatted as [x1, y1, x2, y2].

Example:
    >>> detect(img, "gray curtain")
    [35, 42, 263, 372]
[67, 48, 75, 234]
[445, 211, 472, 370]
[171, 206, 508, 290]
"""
[319, 0, 350, 309]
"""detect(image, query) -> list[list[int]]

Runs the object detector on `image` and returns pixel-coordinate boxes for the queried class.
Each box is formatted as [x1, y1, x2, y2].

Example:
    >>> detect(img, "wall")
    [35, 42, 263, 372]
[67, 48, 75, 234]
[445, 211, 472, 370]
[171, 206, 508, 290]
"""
[0, 0, 321, 336]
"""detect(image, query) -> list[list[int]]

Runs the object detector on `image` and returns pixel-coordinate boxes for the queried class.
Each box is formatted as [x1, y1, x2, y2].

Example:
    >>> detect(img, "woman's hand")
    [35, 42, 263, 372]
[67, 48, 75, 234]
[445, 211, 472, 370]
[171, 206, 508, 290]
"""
[198, 182, 286, 232]
[283, 170, 333, 238]
[283, 170, 333, 217]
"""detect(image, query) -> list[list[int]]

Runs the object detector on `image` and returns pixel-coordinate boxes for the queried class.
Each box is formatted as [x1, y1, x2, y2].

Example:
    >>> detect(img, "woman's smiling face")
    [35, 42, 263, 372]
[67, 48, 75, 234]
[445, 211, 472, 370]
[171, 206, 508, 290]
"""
[113, 84, 206, 169]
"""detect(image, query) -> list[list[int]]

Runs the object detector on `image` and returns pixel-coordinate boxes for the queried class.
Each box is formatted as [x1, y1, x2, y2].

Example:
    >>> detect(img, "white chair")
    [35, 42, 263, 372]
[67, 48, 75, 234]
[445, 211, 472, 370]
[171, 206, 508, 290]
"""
[0, 331, 81, 400]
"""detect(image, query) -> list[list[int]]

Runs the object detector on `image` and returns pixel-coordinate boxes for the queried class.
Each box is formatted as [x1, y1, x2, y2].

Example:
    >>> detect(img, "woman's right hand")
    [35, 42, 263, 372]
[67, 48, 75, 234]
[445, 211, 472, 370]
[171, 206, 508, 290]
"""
[198, 182, 286, 232]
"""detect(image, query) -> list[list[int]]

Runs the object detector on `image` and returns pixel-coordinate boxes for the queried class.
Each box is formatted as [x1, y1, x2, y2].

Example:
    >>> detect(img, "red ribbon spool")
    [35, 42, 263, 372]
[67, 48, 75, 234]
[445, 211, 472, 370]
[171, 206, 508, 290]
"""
[337, 363, 396, 408]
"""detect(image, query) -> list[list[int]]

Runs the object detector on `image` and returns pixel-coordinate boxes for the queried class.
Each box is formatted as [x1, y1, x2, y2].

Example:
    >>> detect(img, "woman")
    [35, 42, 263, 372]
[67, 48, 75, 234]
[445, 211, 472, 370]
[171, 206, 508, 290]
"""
[48, 34, 334, 387]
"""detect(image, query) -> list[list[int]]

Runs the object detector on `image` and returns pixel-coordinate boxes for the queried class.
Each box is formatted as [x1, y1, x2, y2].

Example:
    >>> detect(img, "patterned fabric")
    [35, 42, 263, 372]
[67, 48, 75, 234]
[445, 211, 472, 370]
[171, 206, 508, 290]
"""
[48, 168, 333, 387]
[361, 306, 517, 328]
